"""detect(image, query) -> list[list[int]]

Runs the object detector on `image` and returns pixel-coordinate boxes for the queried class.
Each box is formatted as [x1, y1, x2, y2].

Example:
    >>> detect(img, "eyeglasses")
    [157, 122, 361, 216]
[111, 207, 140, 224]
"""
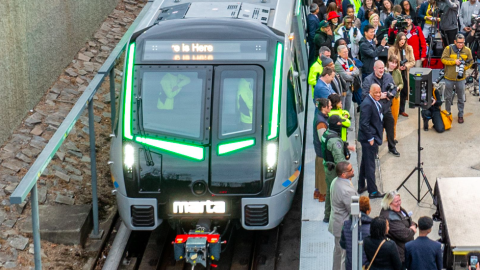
[345, 21, 353, 24]
[456, 42, 465, 44]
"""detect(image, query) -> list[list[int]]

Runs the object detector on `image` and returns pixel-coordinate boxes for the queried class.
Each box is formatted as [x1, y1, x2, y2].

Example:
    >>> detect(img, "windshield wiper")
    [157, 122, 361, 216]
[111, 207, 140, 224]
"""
[136, 95, 154, 166]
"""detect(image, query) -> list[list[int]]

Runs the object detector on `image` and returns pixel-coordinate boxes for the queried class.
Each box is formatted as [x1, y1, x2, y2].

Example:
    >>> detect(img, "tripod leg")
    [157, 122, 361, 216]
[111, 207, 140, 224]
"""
[397, 167, 417, 191]
[419, 168, 436, 204]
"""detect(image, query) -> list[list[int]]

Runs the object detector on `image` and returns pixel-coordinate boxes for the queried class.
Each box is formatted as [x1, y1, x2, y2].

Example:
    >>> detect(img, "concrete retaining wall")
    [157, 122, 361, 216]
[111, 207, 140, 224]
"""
[0, 0, 120, 145]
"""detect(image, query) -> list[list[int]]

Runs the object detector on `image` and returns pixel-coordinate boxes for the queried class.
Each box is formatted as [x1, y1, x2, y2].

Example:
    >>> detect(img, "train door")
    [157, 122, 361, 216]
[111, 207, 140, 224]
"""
[286, 69, 302, 171]
[209, 66, 264, 195]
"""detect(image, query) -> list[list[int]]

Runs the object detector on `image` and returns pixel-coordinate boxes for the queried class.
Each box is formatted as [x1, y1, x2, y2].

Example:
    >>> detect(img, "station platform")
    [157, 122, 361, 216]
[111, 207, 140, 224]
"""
[299, 96, 359, 270]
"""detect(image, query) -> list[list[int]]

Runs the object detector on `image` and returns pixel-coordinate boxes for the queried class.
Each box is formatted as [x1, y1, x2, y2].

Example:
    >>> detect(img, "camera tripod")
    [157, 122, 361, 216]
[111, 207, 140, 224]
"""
[396, 106, 435, 204]
[426, 14, 441, 68]
[466, 38, 479, 98]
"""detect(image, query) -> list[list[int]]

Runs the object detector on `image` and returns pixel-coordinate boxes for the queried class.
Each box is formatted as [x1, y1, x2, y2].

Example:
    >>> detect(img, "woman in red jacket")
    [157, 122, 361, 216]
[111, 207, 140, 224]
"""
[388, 15, 427, 67]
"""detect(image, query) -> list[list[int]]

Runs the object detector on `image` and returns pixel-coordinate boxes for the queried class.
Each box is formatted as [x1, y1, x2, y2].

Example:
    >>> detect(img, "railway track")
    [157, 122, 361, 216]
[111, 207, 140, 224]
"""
[111, 221, 279, 270]
[102, 173, 303, 270]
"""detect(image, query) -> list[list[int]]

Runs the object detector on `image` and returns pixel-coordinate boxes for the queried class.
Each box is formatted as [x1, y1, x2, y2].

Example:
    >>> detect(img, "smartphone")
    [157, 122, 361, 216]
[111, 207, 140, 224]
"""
[471, 255, 478, 266]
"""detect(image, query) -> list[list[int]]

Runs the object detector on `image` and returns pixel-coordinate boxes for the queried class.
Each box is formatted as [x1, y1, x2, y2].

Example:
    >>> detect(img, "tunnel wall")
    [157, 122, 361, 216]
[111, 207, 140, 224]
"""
[0, 0, 120, 144]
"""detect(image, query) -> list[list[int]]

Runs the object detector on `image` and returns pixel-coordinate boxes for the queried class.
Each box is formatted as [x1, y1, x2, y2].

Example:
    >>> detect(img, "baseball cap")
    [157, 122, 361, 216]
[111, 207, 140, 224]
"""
[321, 56, 334, 67]
[418, 216, 433, 230]
[328, 114, 346, 125]
[319, 20, 330, 28]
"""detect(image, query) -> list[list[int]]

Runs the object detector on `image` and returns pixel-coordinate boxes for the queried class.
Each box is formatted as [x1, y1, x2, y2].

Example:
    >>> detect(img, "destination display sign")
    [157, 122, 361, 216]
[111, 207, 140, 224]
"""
[143, 40, 268, 61]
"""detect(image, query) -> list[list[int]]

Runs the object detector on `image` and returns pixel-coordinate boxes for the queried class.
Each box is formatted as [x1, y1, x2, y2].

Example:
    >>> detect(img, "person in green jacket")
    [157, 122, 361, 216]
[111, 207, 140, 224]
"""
[237, 78, 254, 130]
[321, 115, 355, 223]
[328, 94, 351, 141]
[158, 73, 191, 110]
[309, 46, 332, 98]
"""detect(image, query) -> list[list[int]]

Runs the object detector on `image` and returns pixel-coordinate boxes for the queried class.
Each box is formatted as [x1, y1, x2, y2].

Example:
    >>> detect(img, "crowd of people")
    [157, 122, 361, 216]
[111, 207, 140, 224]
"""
[307, 0, 480, 269]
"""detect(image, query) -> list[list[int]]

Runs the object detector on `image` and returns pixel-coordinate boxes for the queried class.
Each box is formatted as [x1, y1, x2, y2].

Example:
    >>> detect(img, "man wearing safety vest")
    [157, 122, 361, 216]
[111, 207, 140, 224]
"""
[237, 78, 254, 129]
[158, 73, 191, 110]
[308, 46, 331, 97]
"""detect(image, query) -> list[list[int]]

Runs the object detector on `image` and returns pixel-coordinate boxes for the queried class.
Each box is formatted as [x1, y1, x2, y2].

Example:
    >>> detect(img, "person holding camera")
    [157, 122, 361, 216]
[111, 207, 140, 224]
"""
[437, 0, 460, 46]
[388, 32, 415, 117]
[380, 191, 417, 268]
[418, 0, 440, 39]
[388, 15, 427, 67]
[362, 60, 400, 157]
[385, 5, 403, 30]
[359, 25, 388, 80]
[459, 0, 480, 36]
[441, 33, 473, 124]
[405, 216, 443, 270]
[385, 55, 404, 141]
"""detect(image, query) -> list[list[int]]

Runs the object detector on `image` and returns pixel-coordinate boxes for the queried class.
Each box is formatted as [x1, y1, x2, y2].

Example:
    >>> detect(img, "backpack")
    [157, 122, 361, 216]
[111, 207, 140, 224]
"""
[432, 87, 452, 130]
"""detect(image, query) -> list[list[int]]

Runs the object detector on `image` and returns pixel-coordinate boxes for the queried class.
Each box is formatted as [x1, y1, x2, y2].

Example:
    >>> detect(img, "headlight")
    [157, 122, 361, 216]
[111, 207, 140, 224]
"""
[124, 144, 135, 170]
[266, 143, 277, 169]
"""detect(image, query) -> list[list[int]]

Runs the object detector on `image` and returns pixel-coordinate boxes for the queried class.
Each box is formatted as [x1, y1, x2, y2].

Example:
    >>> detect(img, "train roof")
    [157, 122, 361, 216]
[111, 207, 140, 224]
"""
[136, 0, 297, 35]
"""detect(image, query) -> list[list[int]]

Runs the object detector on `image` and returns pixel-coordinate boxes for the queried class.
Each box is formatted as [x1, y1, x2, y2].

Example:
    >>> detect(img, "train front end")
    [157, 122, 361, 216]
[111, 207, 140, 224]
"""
[110, 18, 301, 241]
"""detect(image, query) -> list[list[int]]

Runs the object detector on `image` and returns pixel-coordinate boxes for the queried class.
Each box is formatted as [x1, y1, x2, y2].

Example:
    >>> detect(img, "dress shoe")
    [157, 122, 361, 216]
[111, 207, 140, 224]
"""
[389, 149, 400, 157]
[357, 187, 368, 194]
[458, 117, 464, 124]
[323, 217, 330, 223]
[369, 191, 385, 199]
[313, 189, 320, 200]
[400, 112, 409, 117]
[318, 194, 326, 202]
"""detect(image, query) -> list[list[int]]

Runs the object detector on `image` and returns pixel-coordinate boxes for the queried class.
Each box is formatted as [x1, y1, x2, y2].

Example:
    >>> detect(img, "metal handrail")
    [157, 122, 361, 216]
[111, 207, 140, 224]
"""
[9, 2, 152, 269]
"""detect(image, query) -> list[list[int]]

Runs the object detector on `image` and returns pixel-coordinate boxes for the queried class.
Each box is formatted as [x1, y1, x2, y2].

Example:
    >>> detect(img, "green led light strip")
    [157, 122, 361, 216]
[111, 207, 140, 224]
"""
[135, 137, 204, 161]
[123, 43, 136, 140]
[218, 138, 255, 156]
[296, 0, 301, 15]
[267, 43, 284, 140]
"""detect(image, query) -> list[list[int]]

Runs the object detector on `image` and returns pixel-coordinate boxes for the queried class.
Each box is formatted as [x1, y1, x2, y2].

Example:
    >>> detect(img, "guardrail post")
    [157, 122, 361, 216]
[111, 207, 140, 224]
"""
[109, 68, 116, 132]
[88, 99, 102, 238]
[31, 183, 42, 270]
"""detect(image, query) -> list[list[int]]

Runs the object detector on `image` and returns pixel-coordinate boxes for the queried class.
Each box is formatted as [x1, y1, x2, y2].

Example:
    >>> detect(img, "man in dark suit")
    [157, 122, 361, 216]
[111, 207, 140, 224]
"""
[358, 84, 384, 198]
[405, 216, 442, 270]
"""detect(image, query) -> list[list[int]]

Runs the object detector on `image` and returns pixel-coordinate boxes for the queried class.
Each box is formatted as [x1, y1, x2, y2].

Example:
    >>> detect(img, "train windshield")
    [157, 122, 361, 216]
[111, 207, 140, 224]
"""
[141, 69, 207, 139]
[218, 70, 257, 137]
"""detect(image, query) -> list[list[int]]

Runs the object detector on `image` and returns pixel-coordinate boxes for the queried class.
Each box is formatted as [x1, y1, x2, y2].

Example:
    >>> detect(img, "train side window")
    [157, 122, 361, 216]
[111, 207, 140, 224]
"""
[293, 52, 304, 113]
[286, 70, 299, 137]
[219, 70, 257, 137]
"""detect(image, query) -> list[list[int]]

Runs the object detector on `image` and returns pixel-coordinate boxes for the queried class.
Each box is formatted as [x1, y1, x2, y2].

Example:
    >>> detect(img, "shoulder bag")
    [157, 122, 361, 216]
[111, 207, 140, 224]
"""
[365, 239, 386, 270]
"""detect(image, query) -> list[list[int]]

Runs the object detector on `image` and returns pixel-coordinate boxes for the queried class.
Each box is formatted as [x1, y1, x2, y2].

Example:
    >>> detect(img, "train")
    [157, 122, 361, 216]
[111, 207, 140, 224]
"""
[109, 0, 311, 266]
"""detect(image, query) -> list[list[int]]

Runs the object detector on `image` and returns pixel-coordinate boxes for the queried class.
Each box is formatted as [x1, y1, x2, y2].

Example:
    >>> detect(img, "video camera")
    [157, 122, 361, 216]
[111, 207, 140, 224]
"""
[386, 83, 397, 99]
[472, 13, 480, 39]
[394, 15, 410, 31]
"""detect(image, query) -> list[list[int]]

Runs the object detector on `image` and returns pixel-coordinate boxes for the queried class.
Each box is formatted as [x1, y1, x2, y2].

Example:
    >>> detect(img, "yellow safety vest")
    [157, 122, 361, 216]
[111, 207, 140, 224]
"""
[328, 109, 351, 141]
[237, 79, 254, 124]
[157, 73, 191, 110]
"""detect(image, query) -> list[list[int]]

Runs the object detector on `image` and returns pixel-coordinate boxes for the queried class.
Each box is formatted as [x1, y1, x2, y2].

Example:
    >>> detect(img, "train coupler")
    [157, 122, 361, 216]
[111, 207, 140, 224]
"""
[173, 232, 223, 268]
